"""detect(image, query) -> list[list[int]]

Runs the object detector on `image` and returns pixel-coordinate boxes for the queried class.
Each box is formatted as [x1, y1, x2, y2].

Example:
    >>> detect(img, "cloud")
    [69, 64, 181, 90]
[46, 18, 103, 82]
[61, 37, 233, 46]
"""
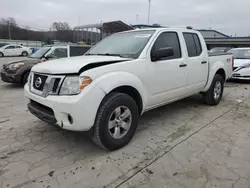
[0, 0, 249, 36]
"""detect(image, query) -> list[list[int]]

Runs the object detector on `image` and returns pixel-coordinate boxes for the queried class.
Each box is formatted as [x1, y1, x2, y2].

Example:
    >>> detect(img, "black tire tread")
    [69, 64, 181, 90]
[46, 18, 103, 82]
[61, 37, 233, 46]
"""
[92, 92, 138, 150]
[203, 74, 224, 105]
[21, 72, 30, 85]
[22, 51, 28, 56]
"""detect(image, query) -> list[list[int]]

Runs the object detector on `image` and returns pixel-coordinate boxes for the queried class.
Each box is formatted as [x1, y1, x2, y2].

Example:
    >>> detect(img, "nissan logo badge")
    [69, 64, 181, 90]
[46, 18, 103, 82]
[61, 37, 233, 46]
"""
[35, 77, 42, 88]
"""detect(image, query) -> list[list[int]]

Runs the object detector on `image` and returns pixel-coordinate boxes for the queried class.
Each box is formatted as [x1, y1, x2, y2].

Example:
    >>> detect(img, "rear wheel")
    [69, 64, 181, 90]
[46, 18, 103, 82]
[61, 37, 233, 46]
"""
[0, 52, 3, 57]
[22, 51, 28, 57]
[92, 92, 139, 151]
[203, 74, 224, 105]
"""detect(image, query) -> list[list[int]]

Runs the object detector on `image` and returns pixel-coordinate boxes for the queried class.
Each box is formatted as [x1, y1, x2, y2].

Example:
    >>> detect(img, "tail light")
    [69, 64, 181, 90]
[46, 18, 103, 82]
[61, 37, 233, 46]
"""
[232, 56, 234, 70]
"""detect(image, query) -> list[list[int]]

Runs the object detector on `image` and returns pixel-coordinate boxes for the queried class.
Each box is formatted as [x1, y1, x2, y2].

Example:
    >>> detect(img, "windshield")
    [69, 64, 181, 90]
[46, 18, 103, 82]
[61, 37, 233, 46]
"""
[30, 47, 51, 59]
[86, 30, 155, 59]
[230, 49, 250, 59]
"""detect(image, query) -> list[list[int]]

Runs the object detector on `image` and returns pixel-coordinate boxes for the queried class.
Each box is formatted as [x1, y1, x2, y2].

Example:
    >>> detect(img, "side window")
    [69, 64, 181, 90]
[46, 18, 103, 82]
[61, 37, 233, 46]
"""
[15, 46, 22, 49]
[193, 34, 202, 55]
[183, 33, 202, 57]
[51, 48, 67, 58]
[151, 32, 181, 60]
[70, 46, 90, 57]
[5, 46, 15, 49]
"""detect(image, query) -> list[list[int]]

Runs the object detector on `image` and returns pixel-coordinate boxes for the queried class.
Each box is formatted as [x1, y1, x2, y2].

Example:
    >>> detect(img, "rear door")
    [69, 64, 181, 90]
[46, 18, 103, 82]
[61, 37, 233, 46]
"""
[15, 45, 23, 55]
[183, 33, 209, 93]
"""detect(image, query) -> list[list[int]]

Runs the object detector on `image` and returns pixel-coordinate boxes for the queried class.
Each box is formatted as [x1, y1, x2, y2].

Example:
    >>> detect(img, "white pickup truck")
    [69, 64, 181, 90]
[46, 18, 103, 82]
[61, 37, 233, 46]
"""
[25, 28, 233, 150]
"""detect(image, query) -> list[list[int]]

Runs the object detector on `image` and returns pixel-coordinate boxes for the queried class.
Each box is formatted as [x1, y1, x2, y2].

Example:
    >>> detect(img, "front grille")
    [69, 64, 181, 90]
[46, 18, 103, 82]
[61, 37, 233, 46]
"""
[30, 73, 65, 97]
[232, 73, 241, 77]
[52, 78, 61, 93]
[33, 74, 48, 91]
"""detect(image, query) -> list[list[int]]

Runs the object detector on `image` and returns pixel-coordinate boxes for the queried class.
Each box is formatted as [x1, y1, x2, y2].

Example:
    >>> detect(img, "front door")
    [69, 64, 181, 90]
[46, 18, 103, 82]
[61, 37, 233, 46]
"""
[3, 45, 15, 56]
[147, 31, 188, 107]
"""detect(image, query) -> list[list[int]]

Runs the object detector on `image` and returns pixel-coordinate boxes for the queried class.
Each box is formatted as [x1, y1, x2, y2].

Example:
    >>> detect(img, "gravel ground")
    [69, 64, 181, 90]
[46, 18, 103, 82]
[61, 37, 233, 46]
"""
[0, 57, 250, 188]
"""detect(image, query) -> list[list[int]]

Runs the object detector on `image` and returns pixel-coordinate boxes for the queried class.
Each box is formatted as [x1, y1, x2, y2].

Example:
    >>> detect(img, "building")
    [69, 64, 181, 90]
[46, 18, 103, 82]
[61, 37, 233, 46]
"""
[197, 29, 250, 50]
[73, 21, 133, 44]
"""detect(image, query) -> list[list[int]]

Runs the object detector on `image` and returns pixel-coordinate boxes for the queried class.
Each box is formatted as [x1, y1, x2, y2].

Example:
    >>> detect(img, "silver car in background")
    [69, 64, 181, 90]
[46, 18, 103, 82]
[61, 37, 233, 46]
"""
[230, 48, 250, 80]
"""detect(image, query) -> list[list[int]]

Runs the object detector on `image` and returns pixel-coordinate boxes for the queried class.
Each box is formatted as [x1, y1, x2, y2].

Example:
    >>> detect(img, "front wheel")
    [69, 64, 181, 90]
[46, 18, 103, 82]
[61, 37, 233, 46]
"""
[92, 92, 139, 151]
[0, 52, 4, 57]
[203, 74, 224, 105]
[21, 72, 30, 85]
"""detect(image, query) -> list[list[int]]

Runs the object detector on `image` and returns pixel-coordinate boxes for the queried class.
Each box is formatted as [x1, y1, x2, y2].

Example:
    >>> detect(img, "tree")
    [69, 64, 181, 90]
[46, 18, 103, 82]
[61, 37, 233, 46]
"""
[51, 22, 71, 31]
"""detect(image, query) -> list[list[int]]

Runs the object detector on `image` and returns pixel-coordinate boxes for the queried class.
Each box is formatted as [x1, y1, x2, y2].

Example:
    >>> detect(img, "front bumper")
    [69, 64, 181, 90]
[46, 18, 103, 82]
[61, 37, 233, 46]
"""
[1, 70, 20, 83]
[24, 83, 106, 132]
[231, 67, 250, 80]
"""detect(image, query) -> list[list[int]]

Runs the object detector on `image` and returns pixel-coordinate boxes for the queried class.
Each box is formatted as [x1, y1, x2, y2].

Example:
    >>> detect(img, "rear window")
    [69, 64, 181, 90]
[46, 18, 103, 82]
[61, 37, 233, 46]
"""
[70, 46, 90, 57]
[183, 33, 202, 57]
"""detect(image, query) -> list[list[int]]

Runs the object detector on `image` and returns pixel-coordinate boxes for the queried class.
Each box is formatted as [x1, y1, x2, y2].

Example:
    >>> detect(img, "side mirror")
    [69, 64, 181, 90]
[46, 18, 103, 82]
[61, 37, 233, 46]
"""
[153, 47, 174, 61]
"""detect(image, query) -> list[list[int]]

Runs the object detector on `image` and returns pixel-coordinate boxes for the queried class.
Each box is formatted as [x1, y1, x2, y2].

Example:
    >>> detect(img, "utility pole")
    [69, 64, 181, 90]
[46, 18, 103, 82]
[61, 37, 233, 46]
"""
[8, 21, 11, 40]
[136, 14, 139, 24]
[209, 19, 212, 30]
[147, 0, 151, 26]
[78, 16, 80, 26]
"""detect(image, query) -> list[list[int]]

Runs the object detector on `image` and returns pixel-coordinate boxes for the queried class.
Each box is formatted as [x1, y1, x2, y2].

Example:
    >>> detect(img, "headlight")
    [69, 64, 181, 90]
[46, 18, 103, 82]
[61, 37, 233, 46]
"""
[27, 72, 33, 86]
[7, 62, 24, 70]
[59, 76, 92, 95]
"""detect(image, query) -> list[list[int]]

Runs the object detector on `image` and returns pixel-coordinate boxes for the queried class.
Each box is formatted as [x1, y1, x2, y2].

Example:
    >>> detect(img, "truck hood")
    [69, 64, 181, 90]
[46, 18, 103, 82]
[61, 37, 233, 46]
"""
[31, 55, 131, 74]
[234, 59, 250, 68]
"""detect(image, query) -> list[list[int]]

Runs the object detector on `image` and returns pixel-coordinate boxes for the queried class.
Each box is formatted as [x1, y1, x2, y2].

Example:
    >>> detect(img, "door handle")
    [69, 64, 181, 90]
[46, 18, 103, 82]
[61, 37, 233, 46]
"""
[201, 61, 207, 64]
[179, 64, 187, 67]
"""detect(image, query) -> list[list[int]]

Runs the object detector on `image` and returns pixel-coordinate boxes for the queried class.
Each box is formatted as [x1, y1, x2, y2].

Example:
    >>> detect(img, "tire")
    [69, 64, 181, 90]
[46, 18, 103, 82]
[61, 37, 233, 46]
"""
[21, 72, 30, 85]
[92, 92, 139, 151]
[0, 52, 3, 57]
[22, 51, 28, 57]
[203, 74, 224, 105]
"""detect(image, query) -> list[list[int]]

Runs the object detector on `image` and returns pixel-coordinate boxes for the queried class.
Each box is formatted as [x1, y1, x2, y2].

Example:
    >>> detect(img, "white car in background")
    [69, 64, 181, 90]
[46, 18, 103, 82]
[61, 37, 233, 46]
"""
[230, 48, 250, 80]
[0, 44, 32, 57]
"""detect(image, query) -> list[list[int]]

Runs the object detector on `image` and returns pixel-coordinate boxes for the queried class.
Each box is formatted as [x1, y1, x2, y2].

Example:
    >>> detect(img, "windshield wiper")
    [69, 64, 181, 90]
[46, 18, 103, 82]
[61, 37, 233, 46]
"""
[97, 53, 123, 57]
[85, 53, 95, 56]
[85, 53, 123, 57]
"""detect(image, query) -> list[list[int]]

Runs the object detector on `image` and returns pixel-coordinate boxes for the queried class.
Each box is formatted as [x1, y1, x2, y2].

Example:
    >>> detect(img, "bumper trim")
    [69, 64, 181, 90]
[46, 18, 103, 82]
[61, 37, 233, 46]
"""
[28, 102, 57, 125]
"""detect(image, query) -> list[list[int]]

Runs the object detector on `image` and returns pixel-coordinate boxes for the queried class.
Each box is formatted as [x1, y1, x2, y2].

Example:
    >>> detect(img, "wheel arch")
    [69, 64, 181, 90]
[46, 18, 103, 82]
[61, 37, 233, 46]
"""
[95, 72, 148, 114]
[110, 86, 143, 114]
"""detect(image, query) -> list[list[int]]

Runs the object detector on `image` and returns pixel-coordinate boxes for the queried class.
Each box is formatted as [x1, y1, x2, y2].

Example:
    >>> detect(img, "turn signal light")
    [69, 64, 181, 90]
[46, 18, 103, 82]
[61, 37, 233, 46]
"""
[80, 76, 92, 90]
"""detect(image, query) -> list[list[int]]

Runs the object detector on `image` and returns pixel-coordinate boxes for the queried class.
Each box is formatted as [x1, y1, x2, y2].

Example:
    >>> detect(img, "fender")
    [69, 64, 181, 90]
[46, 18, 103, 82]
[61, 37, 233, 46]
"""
[203, 61, 226, 92]
[93, 71, 148, 112]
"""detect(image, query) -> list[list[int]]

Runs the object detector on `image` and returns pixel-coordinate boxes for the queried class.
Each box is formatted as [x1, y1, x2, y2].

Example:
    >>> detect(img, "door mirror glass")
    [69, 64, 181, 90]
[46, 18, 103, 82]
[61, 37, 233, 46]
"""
[153, 47, 174, 61]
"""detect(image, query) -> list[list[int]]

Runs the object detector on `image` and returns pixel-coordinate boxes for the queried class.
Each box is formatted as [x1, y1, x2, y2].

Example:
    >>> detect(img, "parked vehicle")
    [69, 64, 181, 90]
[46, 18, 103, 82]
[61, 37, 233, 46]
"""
[229, 48, 250, 80]
[209, 47, 232, 53]
[0, 43, 8, 48]
[24, 28, 233, 150]
[0, 44, 32, 57]
[1, 45, 91, 85]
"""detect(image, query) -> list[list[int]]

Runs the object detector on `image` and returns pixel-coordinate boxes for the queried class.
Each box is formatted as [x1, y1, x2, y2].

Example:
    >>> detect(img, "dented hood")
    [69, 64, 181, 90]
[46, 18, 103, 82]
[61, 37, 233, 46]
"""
[31, 55, 131, 74]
